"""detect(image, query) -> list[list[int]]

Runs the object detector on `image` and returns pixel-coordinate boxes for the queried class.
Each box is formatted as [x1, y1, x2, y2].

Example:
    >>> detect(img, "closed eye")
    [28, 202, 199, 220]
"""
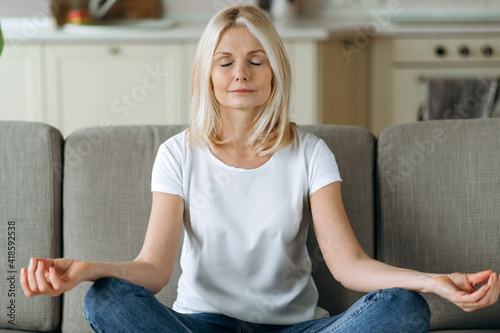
[220, 62, 262, 67]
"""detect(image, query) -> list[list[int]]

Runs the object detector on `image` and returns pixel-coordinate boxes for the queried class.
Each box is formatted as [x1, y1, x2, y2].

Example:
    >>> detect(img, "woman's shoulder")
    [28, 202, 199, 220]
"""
[293, 127, 323, 149]
[161, 128, 190, 148]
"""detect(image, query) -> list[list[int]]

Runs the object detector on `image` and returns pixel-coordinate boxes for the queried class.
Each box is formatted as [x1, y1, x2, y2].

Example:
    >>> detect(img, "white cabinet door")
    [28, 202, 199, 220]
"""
[0, 43, 44, 122]
[284, 41, 319, 125]
[45, 42, 189, 137]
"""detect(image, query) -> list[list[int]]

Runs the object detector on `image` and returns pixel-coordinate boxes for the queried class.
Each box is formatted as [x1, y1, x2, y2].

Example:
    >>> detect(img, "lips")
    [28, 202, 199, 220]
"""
[230, 89, 256, 93]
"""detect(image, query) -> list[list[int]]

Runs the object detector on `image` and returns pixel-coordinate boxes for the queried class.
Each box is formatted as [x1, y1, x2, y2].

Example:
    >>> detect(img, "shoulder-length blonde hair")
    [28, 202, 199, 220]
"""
[187, 5, 296, 156]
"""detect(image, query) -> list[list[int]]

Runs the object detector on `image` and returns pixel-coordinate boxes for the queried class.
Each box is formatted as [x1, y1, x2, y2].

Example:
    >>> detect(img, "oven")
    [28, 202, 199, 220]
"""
[369, 36, 500, 135]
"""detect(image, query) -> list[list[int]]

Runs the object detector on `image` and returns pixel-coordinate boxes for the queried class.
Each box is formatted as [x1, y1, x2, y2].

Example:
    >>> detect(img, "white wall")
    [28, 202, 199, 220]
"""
[0, 0, 386, 18]
[1, 0, 497, 18]
[0, 0, 50, 18]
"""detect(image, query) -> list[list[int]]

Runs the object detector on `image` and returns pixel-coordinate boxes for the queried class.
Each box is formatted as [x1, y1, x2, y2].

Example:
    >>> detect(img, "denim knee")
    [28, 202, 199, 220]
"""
[383, 288, 431, 330]
[84, 277, 147, 328]
[84, 278, 117, 324]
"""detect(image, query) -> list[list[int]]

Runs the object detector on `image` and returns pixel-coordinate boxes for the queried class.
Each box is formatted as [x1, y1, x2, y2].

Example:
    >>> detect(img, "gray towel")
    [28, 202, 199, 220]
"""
[421, 78, 500, 120]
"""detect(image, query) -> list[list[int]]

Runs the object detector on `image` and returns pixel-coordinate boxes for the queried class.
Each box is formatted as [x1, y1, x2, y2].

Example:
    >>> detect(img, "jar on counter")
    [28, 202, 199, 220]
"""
[66, 0, 92, 25]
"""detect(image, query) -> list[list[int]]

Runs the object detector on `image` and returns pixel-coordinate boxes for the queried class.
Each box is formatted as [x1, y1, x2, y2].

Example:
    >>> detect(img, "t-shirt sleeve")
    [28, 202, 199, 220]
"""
[308, 138, 342, 196]
[151, 142, 184, 198]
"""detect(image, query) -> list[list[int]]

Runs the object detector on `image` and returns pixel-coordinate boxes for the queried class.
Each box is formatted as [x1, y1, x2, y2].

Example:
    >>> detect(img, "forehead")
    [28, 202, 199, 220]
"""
[215, 27, 264, 52]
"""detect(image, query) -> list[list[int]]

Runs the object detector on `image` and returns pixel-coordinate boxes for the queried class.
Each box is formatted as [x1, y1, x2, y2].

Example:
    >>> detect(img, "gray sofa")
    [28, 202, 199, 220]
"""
[0, 119, 499, 332]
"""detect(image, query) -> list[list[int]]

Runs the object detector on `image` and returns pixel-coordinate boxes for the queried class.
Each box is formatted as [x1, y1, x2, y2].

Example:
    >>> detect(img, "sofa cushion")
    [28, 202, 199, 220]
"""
[301, 125, 376, 316]
[62, 125, 187, 332]
[61, 124, 375, 331]
[0, 121, 63, 332]
[376, 119, 500, 331]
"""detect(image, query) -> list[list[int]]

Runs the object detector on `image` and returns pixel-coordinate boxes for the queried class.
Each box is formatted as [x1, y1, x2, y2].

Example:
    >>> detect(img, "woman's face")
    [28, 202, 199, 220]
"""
[211, 27, 273, 116]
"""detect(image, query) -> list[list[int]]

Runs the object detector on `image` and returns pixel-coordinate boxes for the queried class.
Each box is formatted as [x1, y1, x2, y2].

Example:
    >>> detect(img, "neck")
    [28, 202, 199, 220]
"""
[218, 106, 261, 150]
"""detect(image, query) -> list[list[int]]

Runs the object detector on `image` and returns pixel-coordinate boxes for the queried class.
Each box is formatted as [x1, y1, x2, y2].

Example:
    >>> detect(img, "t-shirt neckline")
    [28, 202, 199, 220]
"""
[204, 146, 278, 172]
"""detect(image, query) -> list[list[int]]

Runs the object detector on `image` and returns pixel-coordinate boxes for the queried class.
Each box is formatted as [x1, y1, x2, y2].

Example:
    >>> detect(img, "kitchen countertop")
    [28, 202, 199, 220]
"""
[2, 14, 500, 43]
[0, 16, 331, 42]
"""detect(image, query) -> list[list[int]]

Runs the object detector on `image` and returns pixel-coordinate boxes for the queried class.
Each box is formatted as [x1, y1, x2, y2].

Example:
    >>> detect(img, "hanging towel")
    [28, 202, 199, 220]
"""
[421, 77, 500, 120]
[491, 91, 500, 118]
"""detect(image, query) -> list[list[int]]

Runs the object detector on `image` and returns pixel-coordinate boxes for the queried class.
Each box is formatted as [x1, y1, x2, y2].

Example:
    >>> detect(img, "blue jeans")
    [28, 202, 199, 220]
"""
[85, 278, 430, 333]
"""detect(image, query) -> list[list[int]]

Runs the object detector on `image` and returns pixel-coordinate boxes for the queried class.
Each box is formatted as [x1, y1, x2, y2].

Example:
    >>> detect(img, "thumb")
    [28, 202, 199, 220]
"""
[467, 270, 493, 287]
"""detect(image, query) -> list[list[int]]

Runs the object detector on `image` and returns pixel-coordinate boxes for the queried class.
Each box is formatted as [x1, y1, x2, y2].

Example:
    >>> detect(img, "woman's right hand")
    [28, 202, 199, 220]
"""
[20, 258, 90, 297]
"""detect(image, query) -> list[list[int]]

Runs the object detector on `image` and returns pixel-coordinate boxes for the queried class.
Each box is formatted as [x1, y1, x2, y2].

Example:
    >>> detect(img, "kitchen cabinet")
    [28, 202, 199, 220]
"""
[318, 39, 368, 128]
[0, 43, 44, 122]
[1, 38, 324, 136]
[45, 42, 192, 136]
[284, 40, 319, 125]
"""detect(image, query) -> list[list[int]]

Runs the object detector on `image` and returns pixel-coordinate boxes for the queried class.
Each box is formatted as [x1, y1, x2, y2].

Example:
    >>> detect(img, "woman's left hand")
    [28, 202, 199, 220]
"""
[430, 270, 500, 312]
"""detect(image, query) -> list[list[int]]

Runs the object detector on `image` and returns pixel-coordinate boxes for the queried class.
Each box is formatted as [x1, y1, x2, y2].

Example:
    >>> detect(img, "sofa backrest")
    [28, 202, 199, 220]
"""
[61, 124, 375, 332]
[61, 125, 187, 332]
[376, 118, 500, 330]
[301, 125, 376, 315]
[0, 121, 62, 332]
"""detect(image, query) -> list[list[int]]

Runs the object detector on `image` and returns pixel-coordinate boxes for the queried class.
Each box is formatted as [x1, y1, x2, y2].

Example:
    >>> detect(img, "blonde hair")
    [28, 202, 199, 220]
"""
[187, 5, 296, 156]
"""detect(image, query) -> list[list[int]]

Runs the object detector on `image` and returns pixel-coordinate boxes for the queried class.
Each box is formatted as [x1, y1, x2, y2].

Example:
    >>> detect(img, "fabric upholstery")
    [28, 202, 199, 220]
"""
[301, 125, 376, 316]
[0, 121, 62, 331]
[2, 119, 498, 332]
[62, 125, 187, 332]
[376, 119, 500, 331]
[61, 124, 375, 332]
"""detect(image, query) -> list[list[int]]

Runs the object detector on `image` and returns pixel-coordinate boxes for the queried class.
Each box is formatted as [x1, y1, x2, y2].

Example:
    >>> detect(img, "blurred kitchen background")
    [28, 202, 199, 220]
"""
[1, 0, 500, 136]
[1, 0, 500, 18]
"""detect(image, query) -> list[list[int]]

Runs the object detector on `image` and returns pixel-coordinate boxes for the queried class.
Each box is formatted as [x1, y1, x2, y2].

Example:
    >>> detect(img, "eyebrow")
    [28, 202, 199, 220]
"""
[214, 49, 266, 56]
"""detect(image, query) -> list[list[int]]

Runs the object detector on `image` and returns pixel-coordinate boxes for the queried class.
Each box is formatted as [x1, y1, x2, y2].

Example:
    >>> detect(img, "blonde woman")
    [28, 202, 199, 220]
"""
[21, 6, 499, 332]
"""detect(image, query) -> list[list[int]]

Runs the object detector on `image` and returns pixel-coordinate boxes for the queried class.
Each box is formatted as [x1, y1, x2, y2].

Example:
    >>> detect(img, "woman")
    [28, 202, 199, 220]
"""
[21, 6, 499, 332]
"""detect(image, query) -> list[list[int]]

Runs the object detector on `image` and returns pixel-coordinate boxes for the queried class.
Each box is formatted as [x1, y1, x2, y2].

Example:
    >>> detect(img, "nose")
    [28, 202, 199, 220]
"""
[234, 63, 248, 82]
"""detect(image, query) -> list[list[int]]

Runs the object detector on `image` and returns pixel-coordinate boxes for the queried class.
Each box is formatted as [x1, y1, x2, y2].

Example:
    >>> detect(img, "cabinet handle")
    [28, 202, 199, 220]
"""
[458, 45, 470, 57]
[481, 44, 494, 57]
[109, 46, 121, 55]
[434, 45, 447, 57]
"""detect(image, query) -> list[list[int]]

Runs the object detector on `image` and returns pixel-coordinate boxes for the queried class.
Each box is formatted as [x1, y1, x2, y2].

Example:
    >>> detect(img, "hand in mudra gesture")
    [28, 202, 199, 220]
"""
[431, 270, 500, 312]
[20, 258, 90, 297]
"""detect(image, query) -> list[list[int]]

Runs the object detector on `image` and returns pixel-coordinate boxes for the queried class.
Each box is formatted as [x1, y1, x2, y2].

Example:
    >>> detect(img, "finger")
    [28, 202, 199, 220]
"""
[478, 273, 500, 307]
[48, 266, 64, 292]
[34, 261, 54, 294]
[20, 268, 36, 297]
[467, 270, 494, 287]
[27, 258, 40, 293]
[454, 283, 490, 304]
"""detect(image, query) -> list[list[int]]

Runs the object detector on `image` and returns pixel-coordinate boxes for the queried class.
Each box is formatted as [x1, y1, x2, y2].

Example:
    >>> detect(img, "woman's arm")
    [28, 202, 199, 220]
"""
[310, 182, 500, 312]
[20, 192, 184, 297]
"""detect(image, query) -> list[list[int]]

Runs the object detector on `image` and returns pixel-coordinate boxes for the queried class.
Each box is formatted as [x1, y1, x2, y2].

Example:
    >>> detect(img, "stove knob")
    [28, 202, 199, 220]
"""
[435, 45, 447, 57]
[481, 44, 494, 57]
[458, 45, 470, 57]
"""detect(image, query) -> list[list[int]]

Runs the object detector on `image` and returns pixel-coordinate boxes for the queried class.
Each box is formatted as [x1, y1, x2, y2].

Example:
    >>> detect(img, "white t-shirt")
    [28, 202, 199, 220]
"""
[151, 128, 342, 325]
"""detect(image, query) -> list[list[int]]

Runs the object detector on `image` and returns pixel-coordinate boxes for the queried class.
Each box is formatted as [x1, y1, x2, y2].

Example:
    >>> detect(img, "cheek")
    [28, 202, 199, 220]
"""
[260, 72, 273, 97]
[211, 70, 228, 92]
